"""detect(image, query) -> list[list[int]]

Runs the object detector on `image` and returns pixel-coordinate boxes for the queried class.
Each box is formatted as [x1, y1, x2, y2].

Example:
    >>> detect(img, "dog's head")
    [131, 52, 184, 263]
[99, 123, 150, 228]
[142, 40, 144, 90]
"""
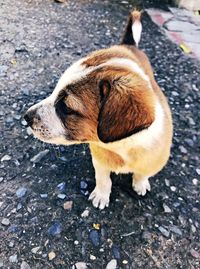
[24, 46, 155, 145]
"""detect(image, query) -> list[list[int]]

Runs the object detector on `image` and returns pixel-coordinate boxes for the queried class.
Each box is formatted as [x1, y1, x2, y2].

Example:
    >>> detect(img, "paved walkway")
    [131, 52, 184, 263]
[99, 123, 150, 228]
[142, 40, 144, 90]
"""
[147, 7, 200, 59]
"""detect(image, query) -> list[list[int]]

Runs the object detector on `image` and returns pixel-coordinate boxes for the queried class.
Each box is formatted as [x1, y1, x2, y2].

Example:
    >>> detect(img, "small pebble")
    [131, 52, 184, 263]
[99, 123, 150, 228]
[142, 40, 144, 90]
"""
[80, 181, 88, 189]
[122, 260, 128, 265]
[81, 209, 89, 218]
[63, 201, 73, 210]
[31, 246, 40, 254]
[192, 178, 198, 185]
[196, 169, 200, 175]
[0, 177, 3, 183]
[40, 194, 48, 198]
[26, 127, 32, 136]
[0, 260, 3, 268]
[158, 226, 170, 237]
[90, 254, 96, 260]
[165, 179, 170, 187]
[16, 203, 22, 211]
[30, 149, 49, 163]
[8, 224, 21, 234]
[21, 119, 28, 126]
[74, 240, 79, 245]
[170, 226, 182, 236]
[191, 225, 196, 233]
[163, 204, 172, 213]
[57, 182, 66, 192]
[48, 221, 62, 236]
[92, 223, 100, 230]
[1, 155, 11, 162]
[21, 261, 31, 269]
[179, 146, 187, 154]
[105, 259, 117, 269]
[16, 187, 27, 198]
[89, 230, 100, 247]
[8, 241, 14, 248]
[1, 218, 10, 226]
[9, 254, 18, 263]
[48, 251, 56, 261]
[190, 249, 200, 259]
[74, 262, 87, 269]
[57, 194, 66, 199]
[170, 186, 176, 192]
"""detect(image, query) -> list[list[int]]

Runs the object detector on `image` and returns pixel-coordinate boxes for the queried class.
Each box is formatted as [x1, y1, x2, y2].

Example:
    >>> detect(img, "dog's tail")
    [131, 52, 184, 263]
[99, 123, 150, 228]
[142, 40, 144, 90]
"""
[121, 9, 142, 47]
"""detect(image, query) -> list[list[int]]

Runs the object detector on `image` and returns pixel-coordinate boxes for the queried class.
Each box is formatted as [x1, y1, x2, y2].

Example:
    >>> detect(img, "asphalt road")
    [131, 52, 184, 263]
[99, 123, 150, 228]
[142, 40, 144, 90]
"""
[0, 0, 199, 268]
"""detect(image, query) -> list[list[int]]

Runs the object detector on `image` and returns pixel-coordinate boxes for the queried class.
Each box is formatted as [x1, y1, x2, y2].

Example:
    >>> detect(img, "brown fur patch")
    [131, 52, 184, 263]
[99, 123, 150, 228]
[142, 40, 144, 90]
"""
[86, 66, 156, 143]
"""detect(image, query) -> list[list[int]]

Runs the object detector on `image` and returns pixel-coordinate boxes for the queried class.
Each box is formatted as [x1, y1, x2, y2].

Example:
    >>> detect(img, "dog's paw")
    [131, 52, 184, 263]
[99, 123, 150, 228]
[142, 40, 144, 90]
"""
[89, 187, 110, 210]
[132, 177, 151, 196]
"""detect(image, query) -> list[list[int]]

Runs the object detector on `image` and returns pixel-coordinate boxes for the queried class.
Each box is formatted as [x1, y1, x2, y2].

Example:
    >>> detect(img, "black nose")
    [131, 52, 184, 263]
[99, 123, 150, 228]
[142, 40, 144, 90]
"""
[24, 110, 36, 127]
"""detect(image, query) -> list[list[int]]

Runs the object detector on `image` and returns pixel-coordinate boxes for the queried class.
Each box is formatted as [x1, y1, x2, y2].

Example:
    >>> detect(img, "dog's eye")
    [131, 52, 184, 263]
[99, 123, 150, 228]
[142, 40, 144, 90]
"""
[55, 97, 81, 122]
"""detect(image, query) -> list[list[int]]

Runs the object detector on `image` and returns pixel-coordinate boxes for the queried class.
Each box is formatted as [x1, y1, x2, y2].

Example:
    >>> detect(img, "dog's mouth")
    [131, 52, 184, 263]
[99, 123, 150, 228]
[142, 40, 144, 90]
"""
[30, 126, 52, 141]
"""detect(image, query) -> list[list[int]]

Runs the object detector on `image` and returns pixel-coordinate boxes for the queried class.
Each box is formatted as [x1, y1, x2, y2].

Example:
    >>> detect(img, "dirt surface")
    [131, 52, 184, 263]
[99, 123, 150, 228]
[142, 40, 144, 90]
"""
[0, 0, 199, 268]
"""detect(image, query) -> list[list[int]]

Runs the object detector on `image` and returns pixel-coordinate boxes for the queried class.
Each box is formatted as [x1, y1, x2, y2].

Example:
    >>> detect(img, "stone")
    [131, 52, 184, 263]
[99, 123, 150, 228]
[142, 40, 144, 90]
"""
[48, 251, 56, 260]
[81, 209, 89, 218]
[30, 149, 49, 163]
[158, 226, 170, 237]
[190, 249, 200, 259]
[89, 254, 96, 260]
[40, 194, 48, 198]
[170, 226, 182, 236]
[105, 259, 117, 269]
[80, 181, 88, 189]
[196, 169, 200, 175]
[16, 187, 27, 198]
[170, 186, 176, 192]
[188, 117, 195, 126]
[1, 218, 10, 226]
[21, 119, 28, 126]
[63, 201, 73, 210]
[163, 204, 172, 213]
[9, 254, 18, 263]
[8, 241, 14, 248]
[74, 262, 87, 269]
[0, 260, 3, 267]
[21, 261, 31, 269]
[48, 221, 62, 236]
[89, 230, 100, 247]
[1, 155, 11, 162]
[192, 178, 198, 185]
[165, 179, 170, 187]
[57, 182, 66, 192]
[57, 194, 66, 199]
[31, 246, 40, 254]
[5, 116, 14, 124]
[26, 127, 32, 136]
[8, 224, 21, 234]
[112, 246, 120, 260]
[179, 146, 187, 154]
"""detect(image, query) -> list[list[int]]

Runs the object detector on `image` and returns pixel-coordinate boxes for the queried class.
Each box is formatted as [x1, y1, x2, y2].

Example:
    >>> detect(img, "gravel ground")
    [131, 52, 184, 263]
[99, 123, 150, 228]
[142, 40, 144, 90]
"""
[0, 0, 199, 268]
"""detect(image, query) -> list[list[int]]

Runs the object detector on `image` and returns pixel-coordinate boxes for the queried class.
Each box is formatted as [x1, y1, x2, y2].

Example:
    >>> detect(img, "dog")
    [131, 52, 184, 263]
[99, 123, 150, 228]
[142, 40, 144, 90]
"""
[24, 10, 173, 209]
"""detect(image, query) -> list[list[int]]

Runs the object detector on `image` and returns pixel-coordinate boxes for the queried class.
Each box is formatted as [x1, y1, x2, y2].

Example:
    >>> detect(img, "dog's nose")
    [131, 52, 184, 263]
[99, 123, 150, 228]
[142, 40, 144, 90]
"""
[24, 109, 38, 127]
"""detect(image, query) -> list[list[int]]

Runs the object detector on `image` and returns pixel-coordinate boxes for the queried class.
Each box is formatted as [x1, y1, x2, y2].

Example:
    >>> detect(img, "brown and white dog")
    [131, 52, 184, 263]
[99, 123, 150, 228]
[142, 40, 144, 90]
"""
[24, 10, 173, 209]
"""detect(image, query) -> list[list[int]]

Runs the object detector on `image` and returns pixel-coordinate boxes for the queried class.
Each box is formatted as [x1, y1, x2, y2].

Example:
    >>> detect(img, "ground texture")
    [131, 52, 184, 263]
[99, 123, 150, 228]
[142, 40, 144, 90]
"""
[0, 0, 199, 268]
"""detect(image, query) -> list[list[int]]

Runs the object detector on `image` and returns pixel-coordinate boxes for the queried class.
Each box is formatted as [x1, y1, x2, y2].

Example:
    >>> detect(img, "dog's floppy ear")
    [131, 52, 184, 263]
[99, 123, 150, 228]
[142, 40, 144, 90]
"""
[97, 78, 155, 143]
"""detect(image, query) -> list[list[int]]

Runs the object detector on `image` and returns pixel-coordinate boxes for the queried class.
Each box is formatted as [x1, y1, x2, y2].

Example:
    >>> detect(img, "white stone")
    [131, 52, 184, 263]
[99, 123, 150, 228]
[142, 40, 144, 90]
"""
[105, 259, 117, 269]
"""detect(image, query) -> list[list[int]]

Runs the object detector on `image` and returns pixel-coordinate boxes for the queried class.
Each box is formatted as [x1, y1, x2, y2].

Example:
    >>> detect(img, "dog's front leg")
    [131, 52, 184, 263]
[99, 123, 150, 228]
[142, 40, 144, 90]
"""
[89, 157, 112, 209]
